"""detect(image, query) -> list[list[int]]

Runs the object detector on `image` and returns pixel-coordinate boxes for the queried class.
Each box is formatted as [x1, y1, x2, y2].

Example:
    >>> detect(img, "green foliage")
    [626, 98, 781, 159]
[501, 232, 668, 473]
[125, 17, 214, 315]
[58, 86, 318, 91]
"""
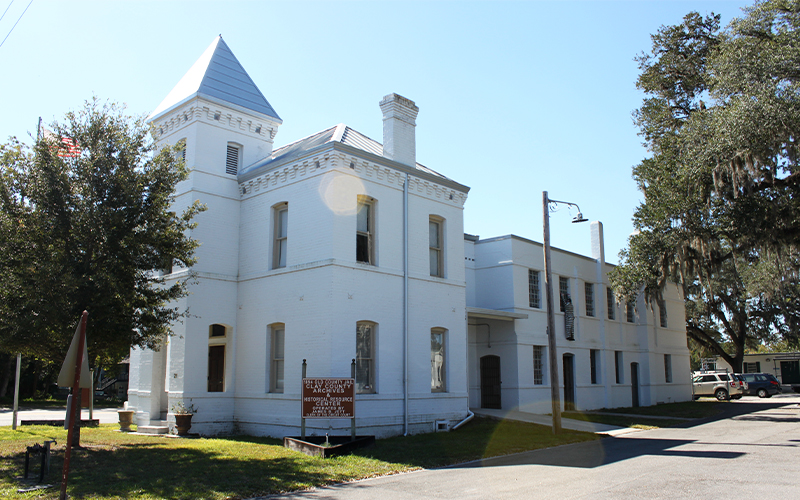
[611, 0, 800, 371]
[0, 98, 204, 368]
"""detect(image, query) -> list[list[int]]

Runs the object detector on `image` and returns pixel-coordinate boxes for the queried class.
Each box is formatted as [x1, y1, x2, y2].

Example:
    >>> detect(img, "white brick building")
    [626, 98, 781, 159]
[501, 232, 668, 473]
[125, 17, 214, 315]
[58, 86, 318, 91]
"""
[127, 36, 691, 438]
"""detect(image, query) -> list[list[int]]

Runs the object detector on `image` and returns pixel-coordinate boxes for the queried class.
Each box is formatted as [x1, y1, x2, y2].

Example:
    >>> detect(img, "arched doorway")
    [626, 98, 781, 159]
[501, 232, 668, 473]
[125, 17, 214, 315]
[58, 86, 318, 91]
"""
[563, 353, 576, 411]
[480, 355, 501, 409]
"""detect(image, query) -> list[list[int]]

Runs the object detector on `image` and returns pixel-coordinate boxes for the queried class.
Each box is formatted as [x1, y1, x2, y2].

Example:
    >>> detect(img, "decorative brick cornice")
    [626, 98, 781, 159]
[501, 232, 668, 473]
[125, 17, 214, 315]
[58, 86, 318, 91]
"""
[151, 100, 279, 142]
[239, 149, 468, 207]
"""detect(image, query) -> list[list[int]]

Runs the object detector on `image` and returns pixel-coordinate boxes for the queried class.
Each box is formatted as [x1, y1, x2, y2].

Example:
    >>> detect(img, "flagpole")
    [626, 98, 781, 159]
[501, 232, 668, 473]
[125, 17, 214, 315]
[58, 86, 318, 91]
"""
[60, 311, 88, 500]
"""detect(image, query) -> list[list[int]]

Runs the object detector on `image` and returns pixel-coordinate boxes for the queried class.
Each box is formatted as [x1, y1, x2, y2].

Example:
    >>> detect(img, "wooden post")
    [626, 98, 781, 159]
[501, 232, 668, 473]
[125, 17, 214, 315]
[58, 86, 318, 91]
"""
[543, 192, 562, 434]
[12, 354, 20, 430]
[60, 311, 88, 500]
[351, 359, 356, 439]
[301, 359, 306, 439]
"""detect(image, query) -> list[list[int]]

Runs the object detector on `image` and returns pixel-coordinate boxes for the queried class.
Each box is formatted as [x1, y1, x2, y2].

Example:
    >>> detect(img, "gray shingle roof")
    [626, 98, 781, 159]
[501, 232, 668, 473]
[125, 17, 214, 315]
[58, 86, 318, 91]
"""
[240, 124, 451, 182]
[149, 36, 280, 121]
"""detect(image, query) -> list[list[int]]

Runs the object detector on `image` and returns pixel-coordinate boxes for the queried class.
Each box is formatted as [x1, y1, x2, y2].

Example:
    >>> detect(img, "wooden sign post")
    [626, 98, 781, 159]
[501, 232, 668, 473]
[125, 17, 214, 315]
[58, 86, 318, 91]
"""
[300, 359, 356, 439]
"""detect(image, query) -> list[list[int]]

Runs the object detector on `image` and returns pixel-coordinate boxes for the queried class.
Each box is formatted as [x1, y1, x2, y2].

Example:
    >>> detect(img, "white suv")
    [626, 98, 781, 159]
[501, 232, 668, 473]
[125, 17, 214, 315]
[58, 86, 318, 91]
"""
[692, 372, 744, 401]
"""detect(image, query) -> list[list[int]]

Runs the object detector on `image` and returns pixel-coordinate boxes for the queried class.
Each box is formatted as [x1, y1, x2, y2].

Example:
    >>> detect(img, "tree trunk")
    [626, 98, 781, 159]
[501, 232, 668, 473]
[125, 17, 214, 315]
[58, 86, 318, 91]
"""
[0, 354, 13, 398]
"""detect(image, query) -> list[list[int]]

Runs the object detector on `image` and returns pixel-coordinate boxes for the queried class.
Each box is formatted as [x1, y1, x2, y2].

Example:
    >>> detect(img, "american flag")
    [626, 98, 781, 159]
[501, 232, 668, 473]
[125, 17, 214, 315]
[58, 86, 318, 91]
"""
[39, 124, 81, 158]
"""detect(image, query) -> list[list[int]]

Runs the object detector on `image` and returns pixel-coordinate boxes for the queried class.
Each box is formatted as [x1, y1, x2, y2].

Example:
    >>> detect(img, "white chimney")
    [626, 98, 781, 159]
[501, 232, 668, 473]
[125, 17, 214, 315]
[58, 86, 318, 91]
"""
[380, 93, 419, 167]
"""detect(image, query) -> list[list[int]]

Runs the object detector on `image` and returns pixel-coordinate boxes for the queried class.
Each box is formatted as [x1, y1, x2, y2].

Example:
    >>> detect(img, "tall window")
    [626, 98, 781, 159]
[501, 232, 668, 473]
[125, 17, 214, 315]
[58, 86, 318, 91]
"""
[585, 283, 595, 317]
[176, 138, 186, 163]
[559, 277, 570, 312]
[273, 203, 288, 269]
[590, 349, 600, 384]
[356, 322, 376, 393]
[607, 287, 616, 320]
[664, 354, 672, 383]
[615, 351, 623, 384]
[356, 198, 374, 264]
[533, 345, 545, 385]
[626, 301, 635, 323]
[270, 324, 285, 393]
[429, 218, 443, 277]
[226, 143, 241, 175]
[431, 328, 446, 392]
[529, 270, 541, 308]
[208, 324, 227, 392]
[659, 301, 668, 328]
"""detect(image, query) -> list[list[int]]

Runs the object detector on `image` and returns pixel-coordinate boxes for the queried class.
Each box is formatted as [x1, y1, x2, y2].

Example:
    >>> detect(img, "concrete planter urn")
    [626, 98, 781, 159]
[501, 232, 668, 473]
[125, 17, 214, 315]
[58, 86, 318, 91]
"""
[118, 410, 135, 432]
[171, 401, 197, 436]
[174, 414, 193, 436]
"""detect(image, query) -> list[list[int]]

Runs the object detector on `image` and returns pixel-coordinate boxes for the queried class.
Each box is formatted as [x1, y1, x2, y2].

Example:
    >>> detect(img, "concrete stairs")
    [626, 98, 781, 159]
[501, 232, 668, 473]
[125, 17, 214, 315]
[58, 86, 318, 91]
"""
[136, 419, 170, 435]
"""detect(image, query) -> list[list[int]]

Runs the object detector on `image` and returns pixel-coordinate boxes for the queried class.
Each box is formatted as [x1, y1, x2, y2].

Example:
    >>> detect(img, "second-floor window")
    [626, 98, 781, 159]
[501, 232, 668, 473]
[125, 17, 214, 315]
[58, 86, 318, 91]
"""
[559, 277, 570, 312]
[607, 287, 616, 320]
[273, 203, 288, 269]
[356, 198, 374, 264]
[429, 218, 443, 277]
[585, 283, 595, 317]
[529, 270, 540, 308]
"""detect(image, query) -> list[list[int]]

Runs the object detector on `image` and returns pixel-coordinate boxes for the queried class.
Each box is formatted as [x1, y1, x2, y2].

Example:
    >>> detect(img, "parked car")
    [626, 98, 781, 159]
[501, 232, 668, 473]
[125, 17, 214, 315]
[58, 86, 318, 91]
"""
[692, 372, 744, 400]
[740, 373, 781, 398]
[733, 373, 749, 393]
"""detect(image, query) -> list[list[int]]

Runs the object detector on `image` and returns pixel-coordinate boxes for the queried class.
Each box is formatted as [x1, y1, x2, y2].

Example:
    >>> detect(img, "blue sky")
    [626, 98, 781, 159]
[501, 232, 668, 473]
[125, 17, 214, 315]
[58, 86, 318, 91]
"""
[0, 0, 752, 263]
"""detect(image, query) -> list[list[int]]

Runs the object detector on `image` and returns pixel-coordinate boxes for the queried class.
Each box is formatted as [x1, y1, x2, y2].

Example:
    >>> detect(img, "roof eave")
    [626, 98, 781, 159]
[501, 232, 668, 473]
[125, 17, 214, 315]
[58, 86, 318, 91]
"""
[239, 140, 470, 193]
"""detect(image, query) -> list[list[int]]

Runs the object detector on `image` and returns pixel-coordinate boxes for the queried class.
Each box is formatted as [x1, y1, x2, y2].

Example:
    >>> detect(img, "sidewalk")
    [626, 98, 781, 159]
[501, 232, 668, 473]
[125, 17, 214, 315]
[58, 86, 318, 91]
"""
[471, 408, 641, 436]
[0, 407, 122, 427]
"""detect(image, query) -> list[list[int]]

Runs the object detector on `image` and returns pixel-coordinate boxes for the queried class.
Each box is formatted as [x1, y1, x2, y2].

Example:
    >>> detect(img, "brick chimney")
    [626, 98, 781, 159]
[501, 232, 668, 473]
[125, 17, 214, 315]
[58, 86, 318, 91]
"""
[379, 93, 419, 167]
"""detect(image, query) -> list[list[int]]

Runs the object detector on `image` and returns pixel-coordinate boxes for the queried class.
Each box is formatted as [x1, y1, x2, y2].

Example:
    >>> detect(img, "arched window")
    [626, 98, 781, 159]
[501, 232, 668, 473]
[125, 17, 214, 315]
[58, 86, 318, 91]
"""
[208, 324, 227, 392]
[431, 328, 446, 392]
[356, 321, 376, 393]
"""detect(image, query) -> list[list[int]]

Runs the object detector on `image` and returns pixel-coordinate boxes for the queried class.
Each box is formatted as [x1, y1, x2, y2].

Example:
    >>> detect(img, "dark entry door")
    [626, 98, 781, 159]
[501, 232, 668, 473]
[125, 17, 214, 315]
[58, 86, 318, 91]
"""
[208, 345, 225, 392]
[563, 354, 575, 411]
[480, 355, 501, 409]
[631, 362, 640, 407]
[780, 360, 800, 384]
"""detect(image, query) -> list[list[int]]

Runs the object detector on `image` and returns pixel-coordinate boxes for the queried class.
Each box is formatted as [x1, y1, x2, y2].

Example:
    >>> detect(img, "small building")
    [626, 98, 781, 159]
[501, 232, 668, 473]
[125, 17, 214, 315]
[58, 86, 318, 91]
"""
[709, 353, 800, 388]
[466, 228, 690, 413]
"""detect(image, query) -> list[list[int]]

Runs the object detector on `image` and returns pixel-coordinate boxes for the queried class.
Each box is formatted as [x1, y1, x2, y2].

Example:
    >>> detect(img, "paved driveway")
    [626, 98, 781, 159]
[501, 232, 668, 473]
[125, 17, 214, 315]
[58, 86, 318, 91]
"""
[0, 407, 122, 426]
[262, 394, 800, 499]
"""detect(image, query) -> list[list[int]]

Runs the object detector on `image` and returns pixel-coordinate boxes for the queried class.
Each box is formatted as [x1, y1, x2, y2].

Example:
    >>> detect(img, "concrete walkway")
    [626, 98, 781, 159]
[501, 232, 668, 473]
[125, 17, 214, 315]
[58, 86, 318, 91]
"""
[0, 407, 122, 427]
[471, 408, 641, 436]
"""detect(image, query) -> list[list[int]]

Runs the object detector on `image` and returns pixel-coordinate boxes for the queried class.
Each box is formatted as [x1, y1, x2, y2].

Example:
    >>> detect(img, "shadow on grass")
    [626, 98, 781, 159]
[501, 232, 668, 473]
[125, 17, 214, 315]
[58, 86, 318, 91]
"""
[0, 418, 598, 499]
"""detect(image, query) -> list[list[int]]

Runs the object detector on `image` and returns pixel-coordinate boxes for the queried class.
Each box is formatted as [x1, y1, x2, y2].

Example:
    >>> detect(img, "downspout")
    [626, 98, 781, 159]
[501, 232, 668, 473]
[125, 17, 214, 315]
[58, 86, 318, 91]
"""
[404, 172, 409, 435]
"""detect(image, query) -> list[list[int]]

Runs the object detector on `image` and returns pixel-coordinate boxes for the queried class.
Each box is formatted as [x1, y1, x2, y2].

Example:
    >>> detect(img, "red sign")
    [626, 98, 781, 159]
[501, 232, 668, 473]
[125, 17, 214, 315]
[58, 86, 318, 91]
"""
[302, 378, 355, 419]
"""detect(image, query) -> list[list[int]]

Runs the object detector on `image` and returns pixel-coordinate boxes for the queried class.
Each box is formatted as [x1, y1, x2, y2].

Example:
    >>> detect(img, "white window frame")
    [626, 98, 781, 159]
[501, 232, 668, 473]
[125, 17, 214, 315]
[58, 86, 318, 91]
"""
[356, 321, 376, 393]
[273, 203, 288, 269]
[533, 345, 545, 385]
[429, 217, 444, 277]
[270, 324, 285, 393]
[529, 270, 541, 309]
[431, 328, 446, 392]
[590, 349, 600, 384]
[664, 354, 672, 383]
[356, 197, 375, 265]
[607, 287, 616, 320]
[559, 276, 570, 312]
[585, 282, 595, 317]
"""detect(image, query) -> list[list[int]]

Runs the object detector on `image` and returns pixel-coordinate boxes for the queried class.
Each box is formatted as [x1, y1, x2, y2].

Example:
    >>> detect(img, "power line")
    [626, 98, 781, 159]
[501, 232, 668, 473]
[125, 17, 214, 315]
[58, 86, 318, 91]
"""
[0, 1, 15, 23]
[0, 0, 33, 50]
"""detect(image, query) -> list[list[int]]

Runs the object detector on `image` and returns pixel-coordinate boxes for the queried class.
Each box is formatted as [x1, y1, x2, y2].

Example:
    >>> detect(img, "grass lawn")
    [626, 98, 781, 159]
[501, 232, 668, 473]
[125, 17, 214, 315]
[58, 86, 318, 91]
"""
[563, 400, 727, 429]
[0, 418, 599, 499]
